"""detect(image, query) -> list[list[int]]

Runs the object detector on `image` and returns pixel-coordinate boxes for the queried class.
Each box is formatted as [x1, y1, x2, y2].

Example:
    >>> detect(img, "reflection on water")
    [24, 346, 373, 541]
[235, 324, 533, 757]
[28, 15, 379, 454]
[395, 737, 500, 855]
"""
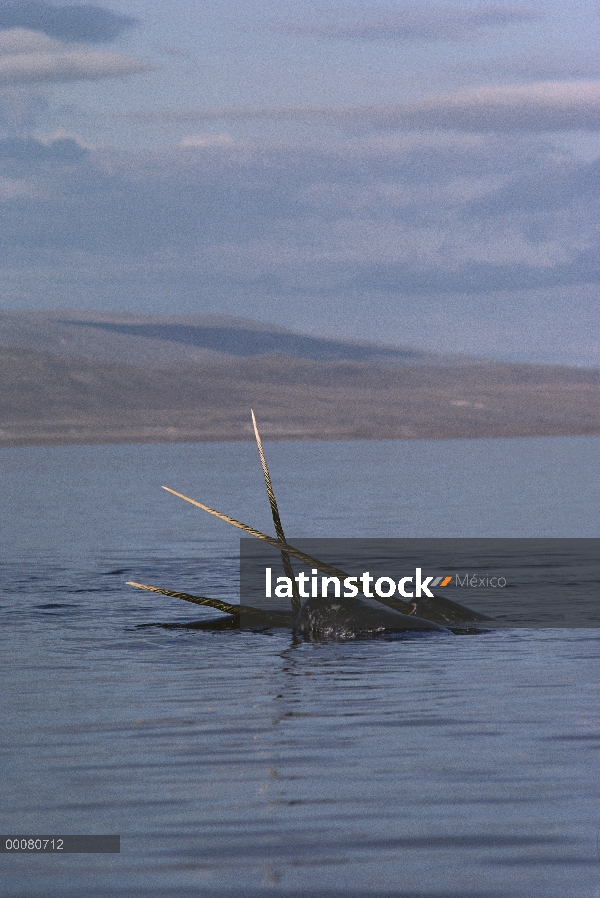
[1, 437, 599, 896]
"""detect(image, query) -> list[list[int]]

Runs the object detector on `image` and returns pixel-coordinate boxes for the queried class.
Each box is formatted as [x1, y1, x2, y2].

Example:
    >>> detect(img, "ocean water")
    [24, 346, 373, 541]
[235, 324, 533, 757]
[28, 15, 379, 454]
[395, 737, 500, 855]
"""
[1, 435, 599, 898]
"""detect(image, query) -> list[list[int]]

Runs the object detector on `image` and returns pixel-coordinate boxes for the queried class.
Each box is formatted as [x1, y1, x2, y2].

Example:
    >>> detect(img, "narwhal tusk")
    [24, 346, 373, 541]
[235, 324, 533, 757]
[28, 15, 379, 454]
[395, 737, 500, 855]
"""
[160, 486, 421, 617]
[161, 486, 350, 579]
[127, 581, 241, 614]
[126, 581, 293, 626]
[251, 409, 301, 617]
[160, 486, 480, 627]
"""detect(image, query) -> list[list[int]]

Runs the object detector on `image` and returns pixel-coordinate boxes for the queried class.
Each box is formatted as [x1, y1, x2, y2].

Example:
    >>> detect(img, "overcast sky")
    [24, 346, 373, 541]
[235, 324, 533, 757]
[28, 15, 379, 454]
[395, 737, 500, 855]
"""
[0, 0, 598, 365]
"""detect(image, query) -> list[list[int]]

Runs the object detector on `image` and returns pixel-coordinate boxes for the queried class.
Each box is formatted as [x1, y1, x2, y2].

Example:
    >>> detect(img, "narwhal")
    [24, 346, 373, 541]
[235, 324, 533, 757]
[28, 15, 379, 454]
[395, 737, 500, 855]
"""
[128, 412, 488, 637]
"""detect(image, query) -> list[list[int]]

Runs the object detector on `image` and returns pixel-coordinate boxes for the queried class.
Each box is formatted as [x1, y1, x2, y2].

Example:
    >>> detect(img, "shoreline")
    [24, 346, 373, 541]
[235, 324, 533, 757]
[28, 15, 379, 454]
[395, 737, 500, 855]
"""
[3, 347, 599, 450]
[2, 423, 599, 449]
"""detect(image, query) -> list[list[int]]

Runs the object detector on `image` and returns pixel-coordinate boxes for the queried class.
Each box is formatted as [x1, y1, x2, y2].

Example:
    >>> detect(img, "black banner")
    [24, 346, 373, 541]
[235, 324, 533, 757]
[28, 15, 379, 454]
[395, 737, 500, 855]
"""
[240, 538, 600, 628]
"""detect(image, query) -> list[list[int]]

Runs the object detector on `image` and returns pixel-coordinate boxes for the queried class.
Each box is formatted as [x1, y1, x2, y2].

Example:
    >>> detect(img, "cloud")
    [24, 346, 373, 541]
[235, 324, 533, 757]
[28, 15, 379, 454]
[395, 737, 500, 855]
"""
[0, 127, 596, 367]
[0, 26, 61, 54]
[464, 157, 600, 215]
[0, 27, 148, 84]
[0, 1, 135, 44]
[156, 81, 600, 133]
[0, 83, 49, 132]
[0, 174, 37, 197]
[179, 133, 235, 149]
[0, 134, 87, 161]
[288, 4, 543, 42]
[470, 53, 600, 83]
[0, 134, 596, 322]
[359, 81, 600, 132]
[346, 248, 600, 296]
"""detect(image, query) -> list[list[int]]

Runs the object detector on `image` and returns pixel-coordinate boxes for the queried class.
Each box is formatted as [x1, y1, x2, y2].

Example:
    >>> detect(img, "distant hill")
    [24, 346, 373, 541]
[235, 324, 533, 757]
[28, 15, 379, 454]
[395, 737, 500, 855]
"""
[0, 311, 598, 447]
[0, 310, 462, 367]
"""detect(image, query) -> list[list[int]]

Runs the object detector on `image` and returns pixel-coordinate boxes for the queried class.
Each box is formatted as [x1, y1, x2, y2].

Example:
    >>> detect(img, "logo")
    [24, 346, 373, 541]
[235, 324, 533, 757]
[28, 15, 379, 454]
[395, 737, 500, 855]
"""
[265, 568, 457, 600]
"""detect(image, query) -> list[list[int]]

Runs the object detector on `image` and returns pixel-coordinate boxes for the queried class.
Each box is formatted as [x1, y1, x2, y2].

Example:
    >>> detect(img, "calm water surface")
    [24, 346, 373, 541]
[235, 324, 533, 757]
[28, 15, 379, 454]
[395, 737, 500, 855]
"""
[1, 436, 600, 898]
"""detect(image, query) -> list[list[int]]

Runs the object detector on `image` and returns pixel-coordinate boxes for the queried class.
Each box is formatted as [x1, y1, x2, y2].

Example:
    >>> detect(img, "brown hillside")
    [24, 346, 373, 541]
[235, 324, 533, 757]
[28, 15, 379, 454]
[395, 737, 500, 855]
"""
[1, 348, 598, 446]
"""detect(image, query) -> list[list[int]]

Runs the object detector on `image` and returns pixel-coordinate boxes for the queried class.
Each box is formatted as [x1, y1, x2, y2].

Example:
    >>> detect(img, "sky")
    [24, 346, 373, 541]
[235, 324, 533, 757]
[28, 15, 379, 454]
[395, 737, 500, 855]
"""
[0, 0, 598, 365]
